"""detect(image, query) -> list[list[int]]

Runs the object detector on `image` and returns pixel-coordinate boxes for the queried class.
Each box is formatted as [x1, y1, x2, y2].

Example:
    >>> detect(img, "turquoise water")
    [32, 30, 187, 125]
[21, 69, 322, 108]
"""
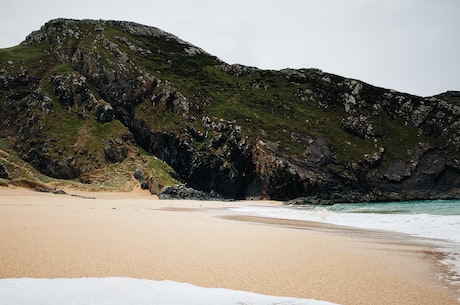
[327, 199, 460, 215]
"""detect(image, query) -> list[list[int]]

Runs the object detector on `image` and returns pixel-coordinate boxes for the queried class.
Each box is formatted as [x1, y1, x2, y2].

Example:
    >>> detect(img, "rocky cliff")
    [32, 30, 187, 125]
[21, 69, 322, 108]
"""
[0, 18, 459, 202]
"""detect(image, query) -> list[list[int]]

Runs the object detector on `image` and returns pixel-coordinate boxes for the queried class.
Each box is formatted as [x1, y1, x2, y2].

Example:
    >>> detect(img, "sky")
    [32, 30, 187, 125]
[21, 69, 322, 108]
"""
[1, 0, 459, 97]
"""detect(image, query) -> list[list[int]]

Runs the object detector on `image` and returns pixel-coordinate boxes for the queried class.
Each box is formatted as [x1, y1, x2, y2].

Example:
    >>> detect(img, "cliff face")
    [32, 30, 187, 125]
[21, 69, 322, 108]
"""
[0, 18, 459, 202]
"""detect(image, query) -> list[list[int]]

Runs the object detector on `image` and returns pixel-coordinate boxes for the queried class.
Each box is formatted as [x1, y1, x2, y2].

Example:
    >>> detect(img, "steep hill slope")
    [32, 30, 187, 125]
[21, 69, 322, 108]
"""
[1, 19, 459, 202]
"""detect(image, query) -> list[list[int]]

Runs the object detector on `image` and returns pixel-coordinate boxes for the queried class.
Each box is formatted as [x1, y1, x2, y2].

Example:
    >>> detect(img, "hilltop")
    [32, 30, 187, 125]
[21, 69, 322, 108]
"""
[0, 18, 459, 202]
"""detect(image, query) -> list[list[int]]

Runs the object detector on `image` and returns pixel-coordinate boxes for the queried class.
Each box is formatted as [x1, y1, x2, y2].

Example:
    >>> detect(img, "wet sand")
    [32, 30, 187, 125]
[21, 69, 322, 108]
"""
[0, 186, 458, 305]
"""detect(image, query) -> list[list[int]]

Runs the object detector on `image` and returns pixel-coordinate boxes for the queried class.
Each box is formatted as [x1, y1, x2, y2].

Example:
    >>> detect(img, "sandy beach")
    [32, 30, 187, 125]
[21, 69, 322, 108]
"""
[0, 186, 458, 305]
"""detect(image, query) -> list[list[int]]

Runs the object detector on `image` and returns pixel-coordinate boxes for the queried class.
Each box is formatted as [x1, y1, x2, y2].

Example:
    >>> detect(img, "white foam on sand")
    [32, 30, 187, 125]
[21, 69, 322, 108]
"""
[0, 277, 340, 305]
[229, 205, 460, 243]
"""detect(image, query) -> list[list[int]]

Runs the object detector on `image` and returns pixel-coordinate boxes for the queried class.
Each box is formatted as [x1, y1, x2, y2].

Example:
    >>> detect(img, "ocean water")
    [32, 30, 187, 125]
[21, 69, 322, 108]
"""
[0, 277, 339, 305]
[230, 199, 460, 286]
[327, 199, 460, 216]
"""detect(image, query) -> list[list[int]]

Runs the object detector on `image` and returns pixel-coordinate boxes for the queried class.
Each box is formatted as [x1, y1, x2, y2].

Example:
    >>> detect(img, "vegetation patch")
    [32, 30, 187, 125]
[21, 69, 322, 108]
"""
[0, 45, 47, 66]
[50, 63, 75, 74]
[42, 99, 83, 147]
[142, 152, 179, 186]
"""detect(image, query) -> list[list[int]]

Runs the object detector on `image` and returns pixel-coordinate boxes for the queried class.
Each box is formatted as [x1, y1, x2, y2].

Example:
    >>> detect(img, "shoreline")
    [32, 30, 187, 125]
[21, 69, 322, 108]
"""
[0, 186, 458, 305]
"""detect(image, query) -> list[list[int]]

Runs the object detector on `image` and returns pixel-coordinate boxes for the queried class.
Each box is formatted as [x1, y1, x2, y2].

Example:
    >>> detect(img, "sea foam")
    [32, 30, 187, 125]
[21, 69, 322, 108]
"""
[0, 277, 340, 305]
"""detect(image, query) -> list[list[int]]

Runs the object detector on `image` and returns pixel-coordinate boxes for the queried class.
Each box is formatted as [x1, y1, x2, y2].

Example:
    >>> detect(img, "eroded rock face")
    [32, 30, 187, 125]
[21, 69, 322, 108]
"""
[104, 144, 128, 163]
[341, 115, 382, 139]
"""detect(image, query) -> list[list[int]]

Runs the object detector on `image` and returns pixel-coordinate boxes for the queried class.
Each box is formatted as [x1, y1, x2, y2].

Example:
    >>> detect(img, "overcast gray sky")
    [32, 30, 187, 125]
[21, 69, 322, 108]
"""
[1, 0, 459, 96]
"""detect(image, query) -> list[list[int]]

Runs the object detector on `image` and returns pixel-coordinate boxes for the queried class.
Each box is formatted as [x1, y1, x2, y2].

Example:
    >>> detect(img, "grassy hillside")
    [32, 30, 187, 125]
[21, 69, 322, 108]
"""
[0, 19, 458, 200]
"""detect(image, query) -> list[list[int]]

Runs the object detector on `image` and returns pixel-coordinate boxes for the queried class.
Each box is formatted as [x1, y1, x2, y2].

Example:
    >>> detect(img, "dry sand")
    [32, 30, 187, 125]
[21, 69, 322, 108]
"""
[0, 186, 458, 305]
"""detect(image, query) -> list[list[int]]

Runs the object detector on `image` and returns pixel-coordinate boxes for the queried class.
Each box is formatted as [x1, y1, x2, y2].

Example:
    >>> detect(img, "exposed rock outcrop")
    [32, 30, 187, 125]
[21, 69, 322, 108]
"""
[159, 184, 224, 200]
